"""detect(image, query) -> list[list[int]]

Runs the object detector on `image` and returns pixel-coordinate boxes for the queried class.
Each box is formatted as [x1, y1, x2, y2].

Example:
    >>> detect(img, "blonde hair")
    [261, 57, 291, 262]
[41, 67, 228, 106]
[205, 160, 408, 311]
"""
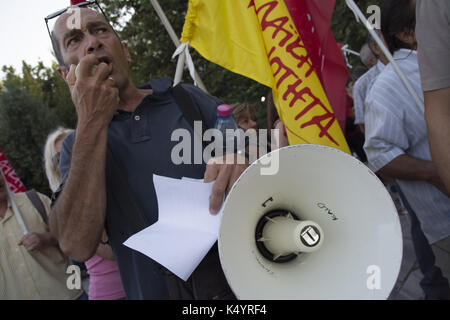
[230, 102, 256, 124]
[44, 127, 74, 192]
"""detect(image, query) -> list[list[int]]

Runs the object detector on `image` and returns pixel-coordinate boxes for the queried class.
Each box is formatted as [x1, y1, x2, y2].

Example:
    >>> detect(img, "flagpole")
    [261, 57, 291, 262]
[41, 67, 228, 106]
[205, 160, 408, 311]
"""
[149, 0, 207, 92]
[345, 0, 424, 114]
[174, 51, 186, 85]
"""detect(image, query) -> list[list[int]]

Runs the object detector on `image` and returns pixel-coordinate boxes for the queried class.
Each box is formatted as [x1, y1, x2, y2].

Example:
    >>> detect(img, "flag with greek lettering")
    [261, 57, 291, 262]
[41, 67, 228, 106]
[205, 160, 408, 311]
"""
[180, 0, 350, 153]
[0, 146, 26, 193]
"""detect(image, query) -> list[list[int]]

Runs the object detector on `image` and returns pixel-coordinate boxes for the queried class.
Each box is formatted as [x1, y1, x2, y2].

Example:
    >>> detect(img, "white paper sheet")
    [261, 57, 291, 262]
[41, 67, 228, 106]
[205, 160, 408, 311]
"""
[123, 174, 222, 281]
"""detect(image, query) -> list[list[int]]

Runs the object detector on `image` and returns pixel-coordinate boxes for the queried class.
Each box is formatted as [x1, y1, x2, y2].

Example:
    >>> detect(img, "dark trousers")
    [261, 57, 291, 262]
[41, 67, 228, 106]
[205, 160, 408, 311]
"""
[396, 182, 450, 299]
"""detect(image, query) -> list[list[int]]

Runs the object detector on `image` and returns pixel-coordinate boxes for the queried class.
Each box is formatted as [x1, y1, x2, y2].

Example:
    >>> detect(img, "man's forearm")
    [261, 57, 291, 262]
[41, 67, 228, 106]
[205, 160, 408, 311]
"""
[379, 154, 449, 196]
[378, 154, 433, 181]
[50, 127, 109, 262]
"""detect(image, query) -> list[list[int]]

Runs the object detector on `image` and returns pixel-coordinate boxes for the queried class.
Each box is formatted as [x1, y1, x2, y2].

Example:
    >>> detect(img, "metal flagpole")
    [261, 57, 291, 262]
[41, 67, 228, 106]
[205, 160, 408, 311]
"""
[149, 0, 207, 92]
[346, 0, 424, 114]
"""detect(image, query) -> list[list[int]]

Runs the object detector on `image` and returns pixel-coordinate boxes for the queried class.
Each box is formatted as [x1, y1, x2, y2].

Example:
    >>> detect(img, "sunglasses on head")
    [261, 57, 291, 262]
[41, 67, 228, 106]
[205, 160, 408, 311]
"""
[44, 1, 120, 47]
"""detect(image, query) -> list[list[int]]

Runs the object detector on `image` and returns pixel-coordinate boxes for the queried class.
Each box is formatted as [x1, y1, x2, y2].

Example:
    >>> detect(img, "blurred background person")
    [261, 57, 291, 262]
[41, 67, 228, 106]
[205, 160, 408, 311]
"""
[345, 66, 368, 163]
[359, 42, 377, 69]
[364, 0, 450, 300]
[230, 102, 258, 131]
[353, 31, 389, 133]
[0, 170, 84, 300]
[44, 127, 126, 300]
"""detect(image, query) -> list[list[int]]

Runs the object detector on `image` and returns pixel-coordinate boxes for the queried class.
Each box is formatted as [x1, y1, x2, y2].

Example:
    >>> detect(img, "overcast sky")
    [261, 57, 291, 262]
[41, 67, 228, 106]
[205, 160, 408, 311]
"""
[0, 1, 73, 79]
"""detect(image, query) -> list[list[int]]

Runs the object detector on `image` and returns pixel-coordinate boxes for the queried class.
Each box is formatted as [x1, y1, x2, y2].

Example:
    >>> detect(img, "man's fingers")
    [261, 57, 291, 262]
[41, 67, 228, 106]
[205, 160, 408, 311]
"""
[18, 233, 31, 245]
[77, 54, 99, 79]
[66, 64, 76, 88]
[209, 164, 233, 215]
[20, 234, 41, 251]
[204, 159, 220, 183]
[95, 62, 111, 83]
[28, 241, 39, 251]
[104, 76, 116, 89]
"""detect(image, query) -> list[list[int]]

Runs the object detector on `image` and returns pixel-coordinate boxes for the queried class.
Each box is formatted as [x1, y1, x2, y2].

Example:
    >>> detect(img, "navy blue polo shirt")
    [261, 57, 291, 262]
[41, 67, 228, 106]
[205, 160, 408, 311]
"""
[58, 78, 221, 299]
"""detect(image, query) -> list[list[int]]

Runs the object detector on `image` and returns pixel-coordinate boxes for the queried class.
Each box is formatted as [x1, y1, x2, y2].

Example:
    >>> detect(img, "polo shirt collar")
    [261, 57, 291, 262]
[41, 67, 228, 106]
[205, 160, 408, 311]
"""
[113, 77, 173, 119]
[376, 59, 386, 73]
[148, 77, 173, 95]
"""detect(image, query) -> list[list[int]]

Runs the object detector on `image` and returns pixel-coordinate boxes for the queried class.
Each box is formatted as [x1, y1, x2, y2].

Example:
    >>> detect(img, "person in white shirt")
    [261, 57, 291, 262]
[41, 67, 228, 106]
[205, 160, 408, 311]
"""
[353, 31, 389, 133]
[364, 0, 450, 300]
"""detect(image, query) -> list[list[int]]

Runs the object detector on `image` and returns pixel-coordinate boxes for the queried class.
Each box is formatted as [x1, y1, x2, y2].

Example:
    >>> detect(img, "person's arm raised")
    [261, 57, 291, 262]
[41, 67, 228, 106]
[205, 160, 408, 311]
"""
[50, 54, 120, 262]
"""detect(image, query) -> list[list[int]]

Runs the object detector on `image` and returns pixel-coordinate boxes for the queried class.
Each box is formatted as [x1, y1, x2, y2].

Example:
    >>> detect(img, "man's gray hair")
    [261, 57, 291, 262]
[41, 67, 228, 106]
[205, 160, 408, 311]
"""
[360, 43, 376, 68]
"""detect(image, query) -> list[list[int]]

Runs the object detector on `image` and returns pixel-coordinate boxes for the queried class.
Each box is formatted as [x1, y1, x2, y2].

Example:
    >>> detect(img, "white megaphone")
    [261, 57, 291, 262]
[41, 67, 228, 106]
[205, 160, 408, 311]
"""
[218, 144, 403, 300]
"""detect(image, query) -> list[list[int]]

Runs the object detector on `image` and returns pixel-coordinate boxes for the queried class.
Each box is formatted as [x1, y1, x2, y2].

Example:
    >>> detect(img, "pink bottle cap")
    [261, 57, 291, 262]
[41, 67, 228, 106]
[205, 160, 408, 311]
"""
[217, 104, 232, 117]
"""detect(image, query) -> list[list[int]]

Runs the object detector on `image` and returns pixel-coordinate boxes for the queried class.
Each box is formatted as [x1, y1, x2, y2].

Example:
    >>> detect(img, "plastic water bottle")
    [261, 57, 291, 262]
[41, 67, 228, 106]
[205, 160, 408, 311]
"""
[214, 104, 238, 156]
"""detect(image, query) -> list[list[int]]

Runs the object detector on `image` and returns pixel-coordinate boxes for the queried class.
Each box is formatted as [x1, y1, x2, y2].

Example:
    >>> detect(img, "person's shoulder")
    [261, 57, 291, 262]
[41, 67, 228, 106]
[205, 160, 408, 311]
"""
[353, 74, 369, 92]
[177, 83, 223, 113]
[371, 65, 397, 91]
[36, 191, 51, 205]
[179, 83, 221, 102]
[63, 131, 75, 146]
[14, 191, 51, 206]
[365, 70, 399, 113]
[61, 131, 75, 153]
[12, 192, 28, 204]
[354, 66, 376, 89]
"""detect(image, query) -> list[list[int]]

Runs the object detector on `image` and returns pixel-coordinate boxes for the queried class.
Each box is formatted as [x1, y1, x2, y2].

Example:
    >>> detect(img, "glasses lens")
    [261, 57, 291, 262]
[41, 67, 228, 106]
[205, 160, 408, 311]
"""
[45, 1, 101, 36]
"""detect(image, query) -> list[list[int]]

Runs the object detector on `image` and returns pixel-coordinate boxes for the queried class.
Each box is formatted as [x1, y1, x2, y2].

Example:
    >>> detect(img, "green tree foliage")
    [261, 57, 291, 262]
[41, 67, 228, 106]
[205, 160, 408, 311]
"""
[0, 82, 59, 195]
[0, 62, 75, 194]
[331, 0, 383, 67]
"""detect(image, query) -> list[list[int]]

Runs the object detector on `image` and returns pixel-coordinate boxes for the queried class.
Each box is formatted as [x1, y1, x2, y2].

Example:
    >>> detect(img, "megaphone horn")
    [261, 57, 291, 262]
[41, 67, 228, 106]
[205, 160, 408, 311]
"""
[218, 144, 402, 300]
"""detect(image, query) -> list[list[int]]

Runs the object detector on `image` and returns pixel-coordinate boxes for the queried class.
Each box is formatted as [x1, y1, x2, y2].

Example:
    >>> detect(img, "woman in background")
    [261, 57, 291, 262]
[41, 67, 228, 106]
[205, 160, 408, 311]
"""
[44, 127, 126, 300]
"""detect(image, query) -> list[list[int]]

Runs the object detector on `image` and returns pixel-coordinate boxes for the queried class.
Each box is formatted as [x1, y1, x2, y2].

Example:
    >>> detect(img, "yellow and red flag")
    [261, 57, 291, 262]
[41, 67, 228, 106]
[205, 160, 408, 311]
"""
[180, 0, 350, 153]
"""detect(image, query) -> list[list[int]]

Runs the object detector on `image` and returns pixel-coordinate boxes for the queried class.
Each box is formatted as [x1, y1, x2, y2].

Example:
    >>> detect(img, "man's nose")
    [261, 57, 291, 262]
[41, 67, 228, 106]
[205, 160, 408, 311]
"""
[85, 34, 103, 54]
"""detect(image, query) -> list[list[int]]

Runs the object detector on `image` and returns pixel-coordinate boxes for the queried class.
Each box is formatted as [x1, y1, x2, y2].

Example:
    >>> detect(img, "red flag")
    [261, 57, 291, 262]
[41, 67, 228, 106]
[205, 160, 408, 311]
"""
[284, 0, 350, 131]
[0, 147, 26, 193]
[70, 0, 87, 5]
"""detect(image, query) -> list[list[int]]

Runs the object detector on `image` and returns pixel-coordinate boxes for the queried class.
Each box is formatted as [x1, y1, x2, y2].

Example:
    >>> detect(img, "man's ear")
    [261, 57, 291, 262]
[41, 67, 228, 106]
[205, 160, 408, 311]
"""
[122, 41, 131, 64]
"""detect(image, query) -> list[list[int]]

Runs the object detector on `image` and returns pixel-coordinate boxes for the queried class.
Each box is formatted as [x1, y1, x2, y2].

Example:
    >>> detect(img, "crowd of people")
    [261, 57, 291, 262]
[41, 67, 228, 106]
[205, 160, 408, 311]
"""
[346, 0, 450, 300]
[0, 0, 448, 300]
